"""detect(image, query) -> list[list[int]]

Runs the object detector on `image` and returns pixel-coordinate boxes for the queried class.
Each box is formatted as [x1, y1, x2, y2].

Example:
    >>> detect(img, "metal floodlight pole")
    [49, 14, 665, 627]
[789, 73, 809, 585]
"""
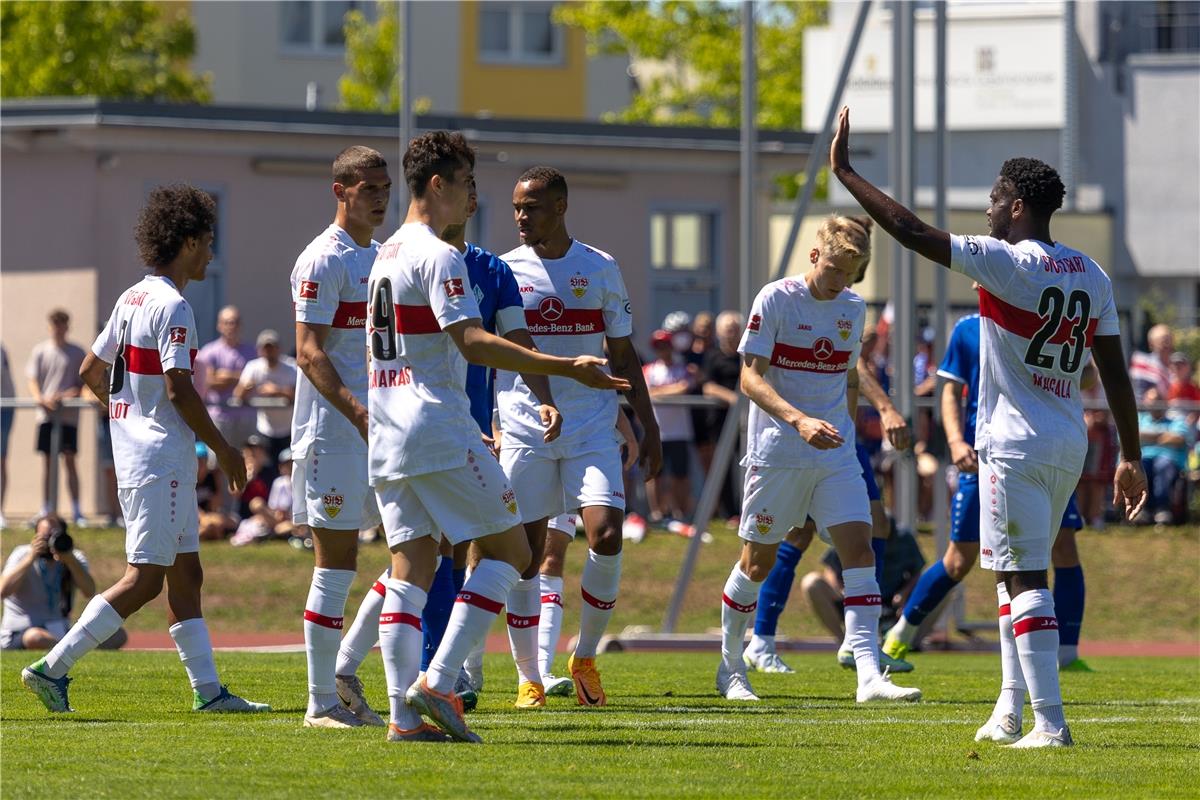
[399, 0, 414, 152]
[740, 0, 756, 311]
[773, 0, 873, 282]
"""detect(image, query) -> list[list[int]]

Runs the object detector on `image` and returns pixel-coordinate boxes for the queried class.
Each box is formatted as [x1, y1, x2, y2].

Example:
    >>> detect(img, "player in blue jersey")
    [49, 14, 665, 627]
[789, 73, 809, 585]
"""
[882, 304, 1093, 671]
[333, 176, 561, 717]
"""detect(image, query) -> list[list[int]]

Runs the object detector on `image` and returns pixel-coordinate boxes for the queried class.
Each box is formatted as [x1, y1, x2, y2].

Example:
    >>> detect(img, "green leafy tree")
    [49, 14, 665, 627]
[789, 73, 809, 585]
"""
[0, 1, 211, 102]
[339, 1, 400, 112]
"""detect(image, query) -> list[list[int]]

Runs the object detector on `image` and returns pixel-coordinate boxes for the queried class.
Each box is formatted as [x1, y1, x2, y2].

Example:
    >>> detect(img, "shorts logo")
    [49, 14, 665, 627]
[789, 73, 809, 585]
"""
[298, 280, 320, 300]
[501, 488, 517, 516]
[612, 490, 624, 499]
[570, 274, 589, 298]
[836, 318, 853, 341]
[755, 513, 774, 535]
[169, 326, 188, 344]
[443, 278, 466, 299]
[812, 337, 835, 361]
[982, 547, 993, 556]
[170, 480, 179, 489]
[748, 314, 761, 334]
[539, 296, 564, 322]
[323, 493, 344, 518]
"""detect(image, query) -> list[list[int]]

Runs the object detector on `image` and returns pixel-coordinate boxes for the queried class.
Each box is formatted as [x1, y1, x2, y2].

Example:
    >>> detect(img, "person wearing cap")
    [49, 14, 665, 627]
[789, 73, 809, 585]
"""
[642, 329, 696, 526]
[235, 329, 297, 464]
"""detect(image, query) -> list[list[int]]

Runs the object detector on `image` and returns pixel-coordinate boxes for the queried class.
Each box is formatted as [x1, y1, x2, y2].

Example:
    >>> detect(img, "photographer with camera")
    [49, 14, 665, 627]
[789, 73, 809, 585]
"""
[0, 515, 127, 651]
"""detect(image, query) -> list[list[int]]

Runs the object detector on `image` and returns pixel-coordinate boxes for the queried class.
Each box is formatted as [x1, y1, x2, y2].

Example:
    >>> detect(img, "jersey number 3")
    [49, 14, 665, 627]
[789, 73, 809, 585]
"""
[1023, 286, 1091, 373]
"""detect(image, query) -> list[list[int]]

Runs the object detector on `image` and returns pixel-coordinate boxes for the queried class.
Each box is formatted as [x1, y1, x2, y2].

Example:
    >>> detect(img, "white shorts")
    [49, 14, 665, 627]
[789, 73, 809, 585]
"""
[547, 512, 578, 538]
[500, 443, 624, 523]
[978, 453, 1077, 573]
[738, 461, 870, 545]
[292, 451, 380, 531]
[375, 451, 522, 548]
[119, 472, 200, 566]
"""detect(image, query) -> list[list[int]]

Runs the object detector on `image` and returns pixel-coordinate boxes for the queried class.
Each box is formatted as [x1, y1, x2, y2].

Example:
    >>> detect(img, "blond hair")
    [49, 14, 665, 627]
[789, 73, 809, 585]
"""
[816, 215, 873, 262]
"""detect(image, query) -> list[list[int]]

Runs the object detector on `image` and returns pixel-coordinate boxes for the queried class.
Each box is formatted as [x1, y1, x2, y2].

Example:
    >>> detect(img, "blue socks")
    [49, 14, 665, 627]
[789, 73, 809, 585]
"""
[420, 558, 457, 671]
[753, 541, 805, 636]
[870, 537, 887, 589]
[901, 559, 960, 625]
[1053, 565, 1086, 647]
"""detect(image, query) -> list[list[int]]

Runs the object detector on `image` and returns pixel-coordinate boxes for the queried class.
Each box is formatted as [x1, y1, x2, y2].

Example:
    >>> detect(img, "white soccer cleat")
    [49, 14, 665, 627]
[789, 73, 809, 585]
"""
[1006, 727, 1074, 749]
[542, 674, 574, 697]
[336, 674, 386, 727]
[974, 712, 1022, 744]
[744, 649, 795, 674]
[716, 662, 760, 701]
[304, 702, 367, 728]
[855, 671, 922, 703]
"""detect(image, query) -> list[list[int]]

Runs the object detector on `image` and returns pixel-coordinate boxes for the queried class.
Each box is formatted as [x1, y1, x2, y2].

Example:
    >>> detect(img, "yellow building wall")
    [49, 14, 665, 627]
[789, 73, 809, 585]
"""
[459, 1, 587, 120]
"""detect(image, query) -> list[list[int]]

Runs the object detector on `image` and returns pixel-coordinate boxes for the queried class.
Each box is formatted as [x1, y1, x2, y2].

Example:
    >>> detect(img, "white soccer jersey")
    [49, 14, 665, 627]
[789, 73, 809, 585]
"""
[738, 278, 865, 469]
[495, 241, 633, 449]
[951, 234, 1119, 474]
[366, 222, 485, 483]
[290, 224, 378, 458]
[92, 275, 199, 488]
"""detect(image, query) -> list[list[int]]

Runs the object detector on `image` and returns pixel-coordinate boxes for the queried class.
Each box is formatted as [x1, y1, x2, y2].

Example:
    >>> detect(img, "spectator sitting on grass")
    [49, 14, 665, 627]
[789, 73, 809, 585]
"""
[231, 448, 296, 546]
[196, 443, 235, 541]
[1138, 386, 1193, 525]
[238, 435, 278, 523]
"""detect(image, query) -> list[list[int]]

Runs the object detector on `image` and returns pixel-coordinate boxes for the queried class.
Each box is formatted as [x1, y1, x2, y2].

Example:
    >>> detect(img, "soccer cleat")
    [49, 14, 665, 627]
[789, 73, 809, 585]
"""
[386, 722, 452, 743]
[303, 702, 366, 728]
[21, 662, 73, 712]
[836, 647, 856, 669]
[716, 662, 760, 701]
[514, 680, 546, 709]
[1060, 658, 1095, 673]
[881, 635, 916, 671]
[879, 649, 915, 674]
[194, 686, 271, 713]
[336, 674, 385, 726]
[543, 674, 574, 697]
[744, 649, 795, 674]
[405, 675, 481, 743]
[568, 654, 607, 707]
[453, 669, 478, 713]
[1006, 727, 1074, 749]
[856, 671, 922, 703]
[975, 712, 1023, 744]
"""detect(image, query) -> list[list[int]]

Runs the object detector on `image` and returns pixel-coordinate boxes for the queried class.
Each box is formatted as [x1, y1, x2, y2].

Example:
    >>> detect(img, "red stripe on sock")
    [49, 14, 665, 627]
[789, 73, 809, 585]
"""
[455, 590, 504, 614]
[541, 593, 563, 606]
[998, 603, 1012, 618]
[1012, 616, 1058, 637]
[379, 612, 422, 630]
[303, 610, 344, 629]
[371, 581, 387, 597]
[506, 613, 541, 629]
[843, 594, 882, 607]
[581, 587, 616, 611]
[722, 593, 757, 614]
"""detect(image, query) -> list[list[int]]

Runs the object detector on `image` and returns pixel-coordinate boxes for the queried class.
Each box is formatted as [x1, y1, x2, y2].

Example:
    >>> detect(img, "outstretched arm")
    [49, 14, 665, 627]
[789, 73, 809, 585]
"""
[830, 106, 951, 268]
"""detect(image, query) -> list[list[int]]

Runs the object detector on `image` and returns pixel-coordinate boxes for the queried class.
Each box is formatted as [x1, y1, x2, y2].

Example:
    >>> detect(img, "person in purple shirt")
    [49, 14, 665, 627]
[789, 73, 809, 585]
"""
[195, 306, 257, 453]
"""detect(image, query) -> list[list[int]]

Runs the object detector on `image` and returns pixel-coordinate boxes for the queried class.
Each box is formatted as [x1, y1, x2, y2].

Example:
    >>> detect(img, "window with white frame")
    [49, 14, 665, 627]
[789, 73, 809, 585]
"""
[478, 3, 563, 64]
[281, 1, 371, 53]
[650, 211, 715, 272]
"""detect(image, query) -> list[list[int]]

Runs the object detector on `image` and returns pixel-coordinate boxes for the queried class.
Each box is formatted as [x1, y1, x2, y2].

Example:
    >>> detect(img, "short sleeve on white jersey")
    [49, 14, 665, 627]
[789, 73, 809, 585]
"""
[950, 234, 1028, 295]
[424, 247, 482, 329]
[601, 261, 634, 339]
[738, 285, 778, 361]
[496, 306, 526, 336]
[158, 298, 197, 372]
[293, 250, 348, 327]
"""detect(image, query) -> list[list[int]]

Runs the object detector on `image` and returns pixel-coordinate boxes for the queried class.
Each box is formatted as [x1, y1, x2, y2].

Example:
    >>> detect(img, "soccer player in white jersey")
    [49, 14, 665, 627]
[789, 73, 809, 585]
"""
[497, 166, 663, 708]
[291, 146, 392, 729]
[368, 131, 630, 743]
[22, 185, 267, 714]
[717, 215, 922, 705]
[831, 107, 1148, 747]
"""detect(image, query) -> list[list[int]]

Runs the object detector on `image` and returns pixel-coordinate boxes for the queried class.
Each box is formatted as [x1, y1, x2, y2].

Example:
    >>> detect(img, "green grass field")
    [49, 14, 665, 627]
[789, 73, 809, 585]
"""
[2, 651, 1197, 798]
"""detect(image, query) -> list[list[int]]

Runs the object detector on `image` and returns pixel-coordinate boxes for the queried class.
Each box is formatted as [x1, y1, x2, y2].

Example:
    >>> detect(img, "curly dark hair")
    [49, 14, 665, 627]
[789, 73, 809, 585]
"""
[134, 184, 216, 268]
[517, 165, 568, 198]
[403, 131, 474, 198]
[333, 145, 387, 186]
[998, 157, 1065, 216]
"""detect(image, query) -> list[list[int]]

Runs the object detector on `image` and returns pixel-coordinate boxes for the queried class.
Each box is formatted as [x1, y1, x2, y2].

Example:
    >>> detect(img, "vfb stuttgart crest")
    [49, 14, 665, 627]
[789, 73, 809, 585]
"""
[836, 317, 853, 341]
[323, 493, 344, 518]
[501, 488, 518, 516]
[755, 513, 774, 535]
[569, 273, 589, 298]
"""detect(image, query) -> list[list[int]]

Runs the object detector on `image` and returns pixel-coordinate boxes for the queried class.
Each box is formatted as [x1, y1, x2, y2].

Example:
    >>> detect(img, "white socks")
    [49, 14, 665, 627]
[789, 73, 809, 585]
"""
[169, 618, 221, 701]
[379, 578, 426, 730]
[575, 550, 621, 659]
[994, 583, 1028, 722]
[842, 567, 882, 687]
[720, 565, 758, 672]
[889, 615, 918, 647]
[538, 574, 564, 679]
[506, 578, 541, 685]
[427, 559, 520, 694]
[41, 595, 124, 678]
[304, 567, 355, 715]
[1011, 587, 1066, 732]
[336, 570, 388, 677]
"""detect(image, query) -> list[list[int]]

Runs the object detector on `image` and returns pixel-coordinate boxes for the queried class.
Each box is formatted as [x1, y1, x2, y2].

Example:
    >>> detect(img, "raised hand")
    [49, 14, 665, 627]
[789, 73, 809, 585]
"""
[830, 106, 852, 174]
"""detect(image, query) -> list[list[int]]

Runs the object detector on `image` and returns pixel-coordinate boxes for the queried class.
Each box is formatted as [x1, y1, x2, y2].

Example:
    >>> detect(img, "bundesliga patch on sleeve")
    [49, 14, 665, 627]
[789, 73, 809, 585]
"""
[748, 313, 762, 334]
[443, 278, 465, 299]
[169, 326, 188, 344]
[298, 280, 320, 300]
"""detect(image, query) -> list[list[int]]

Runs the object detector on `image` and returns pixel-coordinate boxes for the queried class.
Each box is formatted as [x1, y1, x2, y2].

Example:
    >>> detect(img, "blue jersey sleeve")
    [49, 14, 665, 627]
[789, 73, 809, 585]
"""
[937, 315, 977, 385]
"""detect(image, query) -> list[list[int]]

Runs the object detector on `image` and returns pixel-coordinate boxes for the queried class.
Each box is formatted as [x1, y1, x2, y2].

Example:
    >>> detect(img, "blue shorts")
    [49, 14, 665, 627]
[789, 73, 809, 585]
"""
[951, 474, 1082, 543]
[856, 443, 881, 503]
